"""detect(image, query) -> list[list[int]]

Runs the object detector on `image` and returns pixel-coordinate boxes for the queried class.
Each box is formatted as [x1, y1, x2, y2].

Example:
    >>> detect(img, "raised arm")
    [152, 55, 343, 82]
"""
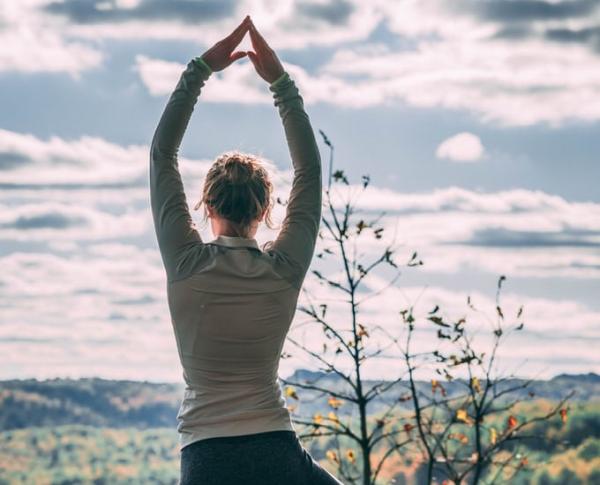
[149, 16, 250, 281]
[149, 58, 211, 281]
[246, 20, 323, 286]
[268, 72, 322, 284]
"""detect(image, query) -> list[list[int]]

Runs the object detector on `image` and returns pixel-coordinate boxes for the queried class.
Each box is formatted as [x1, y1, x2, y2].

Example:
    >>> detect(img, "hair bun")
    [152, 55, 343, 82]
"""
[198, 150, 277, 237]
[224, 156, 252, 185]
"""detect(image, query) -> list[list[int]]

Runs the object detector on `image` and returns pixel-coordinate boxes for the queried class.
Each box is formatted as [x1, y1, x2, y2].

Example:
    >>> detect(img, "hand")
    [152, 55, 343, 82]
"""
[200, 15, 250, 72]
[246, 19, 285, 84]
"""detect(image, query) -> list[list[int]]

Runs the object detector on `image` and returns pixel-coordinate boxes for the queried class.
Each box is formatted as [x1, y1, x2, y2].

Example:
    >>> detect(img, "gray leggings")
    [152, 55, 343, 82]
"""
[179, 430, 345, 485]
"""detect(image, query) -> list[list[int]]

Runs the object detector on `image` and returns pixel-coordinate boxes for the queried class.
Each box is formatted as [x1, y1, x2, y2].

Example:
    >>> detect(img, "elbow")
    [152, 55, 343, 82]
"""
[149, 138, 170, 167]
[150, 135, 161, 160]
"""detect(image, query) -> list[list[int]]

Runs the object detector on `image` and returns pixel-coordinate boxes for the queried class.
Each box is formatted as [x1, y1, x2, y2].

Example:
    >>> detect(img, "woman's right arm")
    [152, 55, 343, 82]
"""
[244, 18, 322, 285]
[268, 72, 323, 284]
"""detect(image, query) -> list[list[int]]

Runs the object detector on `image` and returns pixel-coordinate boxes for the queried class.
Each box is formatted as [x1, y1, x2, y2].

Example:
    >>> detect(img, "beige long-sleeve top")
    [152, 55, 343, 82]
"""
[149, 57, 322, 450]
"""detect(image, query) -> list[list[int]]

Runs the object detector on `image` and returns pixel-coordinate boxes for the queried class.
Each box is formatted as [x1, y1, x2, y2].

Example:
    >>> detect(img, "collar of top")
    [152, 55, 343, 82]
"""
[209, 235, 260, 250]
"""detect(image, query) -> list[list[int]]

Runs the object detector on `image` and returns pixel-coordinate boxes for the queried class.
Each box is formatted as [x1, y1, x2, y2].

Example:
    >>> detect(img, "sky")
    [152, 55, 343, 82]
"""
[0, 0, 599, 383]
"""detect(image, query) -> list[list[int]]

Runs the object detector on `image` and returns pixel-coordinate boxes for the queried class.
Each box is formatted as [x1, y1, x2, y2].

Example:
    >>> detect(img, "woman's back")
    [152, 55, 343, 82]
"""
[168, 235, 307, 448]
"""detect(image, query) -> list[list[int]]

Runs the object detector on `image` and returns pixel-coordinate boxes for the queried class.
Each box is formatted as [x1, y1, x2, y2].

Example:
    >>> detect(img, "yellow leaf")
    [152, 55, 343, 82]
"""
[471, 377, 481, 393]
[328, 411, 339, 424]
[346, 449, 356, 464]
[328, 396, 343, 409]
[326, 449, 339, 463]
[285, 386, 299, 400]
[313, 413, 323, 425]
[490, 427, 497, 445]
[456, 409, 469, 423]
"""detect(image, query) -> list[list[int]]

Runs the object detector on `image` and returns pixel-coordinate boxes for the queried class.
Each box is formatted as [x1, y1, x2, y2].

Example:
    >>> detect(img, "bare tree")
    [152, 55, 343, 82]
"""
[400, 275, 573, 484]
[279, 131, 571, 485]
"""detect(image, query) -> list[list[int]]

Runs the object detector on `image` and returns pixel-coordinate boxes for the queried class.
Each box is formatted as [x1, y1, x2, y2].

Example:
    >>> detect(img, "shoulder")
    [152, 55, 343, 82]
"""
[260, 241, 305, 290]
[167, 242, 213, 284]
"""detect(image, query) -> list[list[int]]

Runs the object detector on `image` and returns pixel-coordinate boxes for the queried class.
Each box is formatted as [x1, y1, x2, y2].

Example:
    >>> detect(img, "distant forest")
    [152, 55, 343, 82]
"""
[1, 371, 598, 431]
[0, 371, 598, 484]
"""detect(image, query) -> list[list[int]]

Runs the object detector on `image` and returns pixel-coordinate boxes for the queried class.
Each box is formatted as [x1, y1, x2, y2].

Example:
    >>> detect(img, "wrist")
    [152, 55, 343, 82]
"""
[193, 56, 213, 75]
[269, 71, 288, 89]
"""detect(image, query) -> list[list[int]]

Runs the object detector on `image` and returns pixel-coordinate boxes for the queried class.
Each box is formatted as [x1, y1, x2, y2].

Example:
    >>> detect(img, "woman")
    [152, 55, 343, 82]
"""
[149, 14, 344, 485]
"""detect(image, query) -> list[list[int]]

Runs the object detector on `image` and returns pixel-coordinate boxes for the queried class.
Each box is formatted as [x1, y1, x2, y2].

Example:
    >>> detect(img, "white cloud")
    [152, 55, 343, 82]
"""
[412, 246, 600, 280]
[320, 185, 600, 278]
[0, 128, 295, 242]
[4, 1, 599, 125]
[47, 0, 382, 49]
[320, 0, 600, 126]
[134, 55, 270, 102]
[321, 38, 600, 126]
[0, 202, 147, 241]
[0, 29, 103, 77]
[285, 275, 600, 380]
[2, 126, 598, 277]
[1, 128, 598, 380]
[0, 128, 148, 186]
[133, 55, 369, 108]
[1, 248, 597, 382]
[0, 0, 103, 76]
[132, 56, 184, 97]
[138, 31, 600, 126]
[0, 246, 181, 382]
[2, 127, 599, 279]
[0, 128, 220, 188]
[436, 132, 485, 162]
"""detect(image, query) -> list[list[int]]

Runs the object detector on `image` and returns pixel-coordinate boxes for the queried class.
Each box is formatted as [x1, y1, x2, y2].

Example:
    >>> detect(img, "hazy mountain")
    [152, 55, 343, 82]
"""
[0, 371, 597, 432]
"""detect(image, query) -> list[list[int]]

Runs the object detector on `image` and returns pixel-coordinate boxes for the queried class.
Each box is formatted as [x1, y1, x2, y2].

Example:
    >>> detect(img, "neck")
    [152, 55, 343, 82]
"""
[210, 216, 258, 238]
[219, 234, 253, 239]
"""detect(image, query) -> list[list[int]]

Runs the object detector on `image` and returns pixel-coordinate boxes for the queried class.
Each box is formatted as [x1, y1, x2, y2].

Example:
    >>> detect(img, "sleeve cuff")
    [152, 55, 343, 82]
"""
[269, 71, 289, 89]
[192, 56, 213, 76]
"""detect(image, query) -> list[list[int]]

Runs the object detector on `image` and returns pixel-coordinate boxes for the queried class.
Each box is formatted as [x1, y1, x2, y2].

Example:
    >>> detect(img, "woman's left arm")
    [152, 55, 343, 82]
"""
[149, 58, 212, 281]
[149, 16, 250, 281]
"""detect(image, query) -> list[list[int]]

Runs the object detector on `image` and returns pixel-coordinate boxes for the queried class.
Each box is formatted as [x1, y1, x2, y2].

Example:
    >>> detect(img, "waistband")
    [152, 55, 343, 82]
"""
[182, 430, 297, 449]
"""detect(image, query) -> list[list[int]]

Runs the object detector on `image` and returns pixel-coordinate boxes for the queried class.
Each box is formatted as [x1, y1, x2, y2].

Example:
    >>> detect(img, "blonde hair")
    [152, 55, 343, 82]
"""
[193, 150, 277, 238]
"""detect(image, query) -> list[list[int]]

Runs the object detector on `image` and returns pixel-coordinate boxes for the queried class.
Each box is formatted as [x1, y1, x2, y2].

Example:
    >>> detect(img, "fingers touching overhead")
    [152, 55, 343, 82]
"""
[248, 19, 271, 54]
[200, 16, 250, 72]
[246, 18, 285, 84]
[200, 15, 284, 82]
[223, 15, 251, 49]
